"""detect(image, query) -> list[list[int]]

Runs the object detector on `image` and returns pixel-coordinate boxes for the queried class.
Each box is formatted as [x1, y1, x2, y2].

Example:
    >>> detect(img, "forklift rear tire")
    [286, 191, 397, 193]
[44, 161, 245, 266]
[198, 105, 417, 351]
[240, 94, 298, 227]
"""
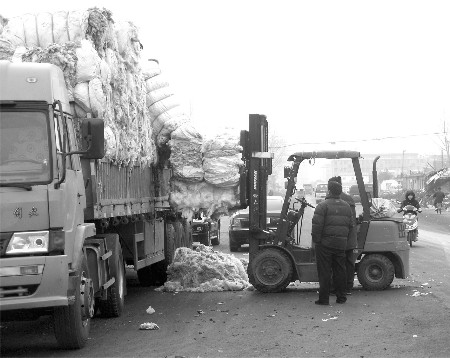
[248, 248, 293, 293]
[357, 254, 395, 291]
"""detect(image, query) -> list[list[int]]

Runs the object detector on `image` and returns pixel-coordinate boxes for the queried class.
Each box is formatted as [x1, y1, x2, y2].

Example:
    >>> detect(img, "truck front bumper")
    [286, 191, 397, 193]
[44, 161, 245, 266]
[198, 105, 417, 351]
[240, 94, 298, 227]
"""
[0, 255, 69, 310]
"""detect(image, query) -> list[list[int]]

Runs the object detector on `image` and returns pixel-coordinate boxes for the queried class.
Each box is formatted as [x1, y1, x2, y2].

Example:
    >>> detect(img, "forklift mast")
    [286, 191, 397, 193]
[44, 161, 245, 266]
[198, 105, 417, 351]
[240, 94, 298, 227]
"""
[240, 114, 272, 260]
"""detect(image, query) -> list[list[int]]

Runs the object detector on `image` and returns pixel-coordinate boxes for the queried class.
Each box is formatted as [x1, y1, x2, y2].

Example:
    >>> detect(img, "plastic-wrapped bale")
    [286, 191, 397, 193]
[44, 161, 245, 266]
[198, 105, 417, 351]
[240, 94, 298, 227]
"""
[370, 198, 398, 219]
[0, 38, 14, 60]
[21, 42, 78, 98]
[202, 128, 243, 188]
[0, 8, 116, 53]
[0, 11, 89, 48]
[155, 245, 252, 292]
[169, 180, 240, 217]
[1, 9, 157, 167]
[169, 123, 204, 182]
[142, 60, 189, 145]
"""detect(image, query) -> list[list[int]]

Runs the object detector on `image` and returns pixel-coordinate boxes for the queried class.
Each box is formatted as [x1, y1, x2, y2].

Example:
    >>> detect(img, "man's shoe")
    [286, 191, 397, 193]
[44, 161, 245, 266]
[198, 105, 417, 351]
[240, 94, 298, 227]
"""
[315, 300, 329, 306]
[329, 290, 336, 295]
[336, 298, 347, 304]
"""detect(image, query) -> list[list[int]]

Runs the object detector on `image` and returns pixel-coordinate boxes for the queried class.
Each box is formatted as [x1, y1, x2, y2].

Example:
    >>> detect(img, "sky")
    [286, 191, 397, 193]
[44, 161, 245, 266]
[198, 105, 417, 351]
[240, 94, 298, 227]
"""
[2, 0, 450, 158]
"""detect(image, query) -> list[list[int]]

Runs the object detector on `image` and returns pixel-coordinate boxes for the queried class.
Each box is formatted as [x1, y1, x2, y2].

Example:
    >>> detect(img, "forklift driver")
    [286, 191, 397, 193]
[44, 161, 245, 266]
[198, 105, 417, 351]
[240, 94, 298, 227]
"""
[312, 179, 354, 305]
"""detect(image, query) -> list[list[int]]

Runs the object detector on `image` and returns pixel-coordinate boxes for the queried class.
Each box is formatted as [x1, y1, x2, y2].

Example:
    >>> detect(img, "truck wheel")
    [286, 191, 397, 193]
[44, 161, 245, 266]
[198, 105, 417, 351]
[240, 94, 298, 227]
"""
[137, 265, 153, 287]
[248, 248, 293, 293]
[53, 255, 93, 349]
[229, 239, 239, 252]
[137, 261, 167, 287]
[203, 231, 211, 246]
[211, 229, 220, 246]
[99, 242, 125, 318]
[165, 222, 176, 264]
[357, 254, 395, 291]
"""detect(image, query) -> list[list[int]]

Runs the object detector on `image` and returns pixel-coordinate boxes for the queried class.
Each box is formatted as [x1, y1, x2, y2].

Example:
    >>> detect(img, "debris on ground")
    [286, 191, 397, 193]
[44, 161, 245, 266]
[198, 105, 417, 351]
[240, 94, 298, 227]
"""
[410, 290, 430, 297]
[139, 322, 160, 330]
[155, 245, 251, 292]
[322, 317, 338, 322]
[146, 306, 155, 314]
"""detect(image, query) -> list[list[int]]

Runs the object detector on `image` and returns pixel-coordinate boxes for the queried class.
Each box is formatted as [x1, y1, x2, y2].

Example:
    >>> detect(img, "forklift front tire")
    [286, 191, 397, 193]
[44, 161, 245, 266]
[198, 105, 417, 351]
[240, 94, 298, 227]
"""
[248, 248, 293, 293]
[357, 254, 395, 291]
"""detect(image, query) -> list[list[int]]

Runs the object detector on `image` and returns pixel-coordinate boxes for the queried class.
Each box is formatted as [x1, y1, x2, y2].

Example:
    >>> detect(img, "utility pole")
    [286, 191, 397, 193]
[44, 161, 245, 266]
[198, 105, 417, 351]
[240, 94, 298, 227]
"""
[445, 120, 450, 167]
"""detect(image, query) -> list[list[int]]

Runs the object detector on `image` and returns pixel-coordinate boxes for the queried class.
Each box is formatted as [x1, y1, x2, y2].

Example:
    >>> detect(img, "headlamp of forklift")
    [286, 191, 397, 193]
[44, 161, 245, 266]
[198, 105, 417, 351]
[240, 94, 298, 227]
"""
[6, 231, 49, 254]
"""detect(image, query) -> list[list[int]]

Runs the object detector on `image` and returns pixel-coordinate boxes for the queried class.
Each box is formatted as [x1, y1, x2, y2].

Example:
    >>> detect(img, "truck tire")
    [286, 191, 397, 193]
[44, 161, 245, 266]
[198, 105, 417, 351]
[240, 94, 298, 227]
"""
[53, 255, 93, 349]
[137, 261, 167, 287]
[229, 239, 239, 252]
[137, 265, 153, 287]
[211, 229, 220, 246]
[98, 236, 126, 318]
[137, 221, 176, 287]
[165, 222, 176, 264]
[211, 220, 220, 246]
[248, 248, 293, 293]
[202, 231, 211, 246]
[357, 254, 395, 291]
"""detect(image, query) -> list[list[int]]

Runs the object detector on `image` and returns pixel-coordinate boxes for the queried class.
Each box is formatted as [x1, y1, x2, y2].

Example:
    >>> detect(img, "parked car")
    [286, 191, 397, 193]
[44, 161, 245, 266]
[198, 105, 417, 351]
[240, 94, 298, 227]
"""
[228, 196, 284, 252]
[192, 216, 220, 246]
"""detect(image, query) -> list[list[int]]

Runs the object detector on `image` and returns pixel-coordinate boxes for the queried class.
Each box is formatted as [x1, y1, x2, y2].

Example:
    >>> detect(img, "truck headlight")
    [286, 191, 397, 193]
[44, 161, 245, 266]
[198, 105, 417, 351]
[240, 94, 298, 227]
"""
[5, 231, 49, 254]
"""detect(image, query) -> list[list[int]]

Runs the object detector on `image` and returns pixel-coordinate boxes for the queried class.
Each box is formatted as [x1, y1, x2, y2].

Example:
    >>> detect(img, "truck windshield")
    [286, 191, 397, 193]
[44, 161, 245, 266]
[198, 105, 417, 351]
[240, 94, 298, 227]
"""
[0, 111, 51, 185]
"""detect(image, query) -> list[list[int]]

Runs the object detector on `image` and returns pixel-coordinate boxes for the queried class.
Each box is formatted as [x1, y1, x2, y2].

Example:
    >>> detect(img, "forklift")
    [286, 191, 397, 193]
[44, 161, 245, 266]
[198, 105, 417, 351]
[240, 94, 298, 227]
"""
[240, 114, 409, 293]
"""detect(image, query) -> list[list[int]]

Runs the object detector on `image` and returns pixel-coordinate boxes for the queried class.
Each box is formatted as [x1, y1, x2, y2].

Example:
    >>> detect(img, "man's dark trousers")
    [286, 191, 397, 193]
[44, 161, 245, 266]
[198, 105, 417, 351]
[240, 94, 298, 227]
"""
[316, 244, 347, 303]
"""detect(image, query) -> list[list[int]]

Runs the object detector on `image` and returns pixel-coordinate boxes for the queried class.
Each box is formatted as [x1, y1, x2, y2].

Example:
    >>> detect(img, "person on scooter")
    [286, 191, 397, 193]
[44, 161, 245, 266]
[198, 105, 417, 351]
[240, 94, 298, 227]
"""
[398, 190, 422, 239]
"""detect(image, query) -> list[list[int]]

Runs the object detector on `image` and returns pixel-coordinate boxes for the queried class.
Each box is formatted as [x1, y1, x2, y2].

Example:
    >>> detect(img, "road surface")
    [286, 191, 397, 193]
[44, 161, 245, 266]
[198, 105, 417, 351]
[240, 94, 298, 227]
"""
[1, 207, 449, 357]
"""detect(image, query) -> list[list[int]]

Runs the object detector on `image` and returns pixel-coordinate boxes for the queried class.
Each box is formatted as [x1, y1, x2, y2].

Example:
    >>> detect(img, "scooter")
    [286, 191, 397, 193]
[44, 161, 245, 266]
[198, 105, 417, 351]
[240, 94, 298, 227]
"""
[398, 204, 421, 247]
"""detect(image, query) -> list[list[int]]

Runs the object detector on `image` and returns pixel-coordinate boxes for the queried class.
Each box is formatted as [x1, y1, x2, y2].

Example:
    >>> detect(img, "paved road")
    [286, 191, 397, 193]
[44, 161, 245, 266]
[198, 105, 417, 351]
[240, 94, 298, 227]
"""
[1, 204, 449, 357]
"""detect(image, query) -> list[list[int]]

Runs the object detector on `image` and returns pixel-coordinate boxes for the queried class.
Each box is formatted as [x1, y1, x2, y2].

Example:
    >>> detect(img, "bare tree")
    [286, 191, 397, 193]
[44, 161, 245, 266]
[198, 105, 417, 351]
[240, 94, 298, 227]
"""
[436, 118, 450, 168]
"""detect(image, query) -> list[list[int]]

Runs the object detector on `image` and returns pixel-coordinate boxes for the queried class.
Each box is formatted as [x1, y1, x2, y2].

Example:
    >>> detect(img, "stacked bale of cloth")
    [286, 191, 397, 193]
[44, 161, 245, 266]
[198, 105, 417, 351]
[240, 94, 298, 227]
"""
[0, 8, 245, 217]
[0, 8, 155, 166]
[169, 128, 243, 218]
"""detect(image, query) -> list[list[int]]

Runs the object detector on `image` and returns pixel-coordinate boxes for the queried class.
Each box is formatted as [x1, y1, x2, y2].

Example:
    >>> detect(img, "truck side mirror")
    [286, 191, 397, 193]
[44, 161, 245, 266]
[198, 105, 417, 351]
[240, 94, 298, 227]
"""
[81, 118, 105, 159]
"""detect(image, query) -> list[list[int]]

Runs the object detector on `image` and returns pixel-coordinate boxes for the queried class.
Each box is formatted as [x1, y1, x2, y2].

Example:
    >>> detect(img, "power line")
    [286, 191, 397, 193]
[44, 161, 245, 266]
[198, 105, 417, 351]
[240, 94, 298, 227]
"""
[270, 131, 446, 149]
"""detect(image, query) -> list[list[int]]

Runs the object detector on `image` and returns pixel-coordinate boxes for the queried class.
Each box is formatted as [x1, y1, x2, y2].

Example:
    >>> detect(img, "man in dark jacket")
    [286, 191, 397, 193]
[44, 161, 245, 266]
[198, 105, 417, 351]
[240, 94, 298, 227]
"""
[329, 176, 357, 294]
[312, 179, 353, 305]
